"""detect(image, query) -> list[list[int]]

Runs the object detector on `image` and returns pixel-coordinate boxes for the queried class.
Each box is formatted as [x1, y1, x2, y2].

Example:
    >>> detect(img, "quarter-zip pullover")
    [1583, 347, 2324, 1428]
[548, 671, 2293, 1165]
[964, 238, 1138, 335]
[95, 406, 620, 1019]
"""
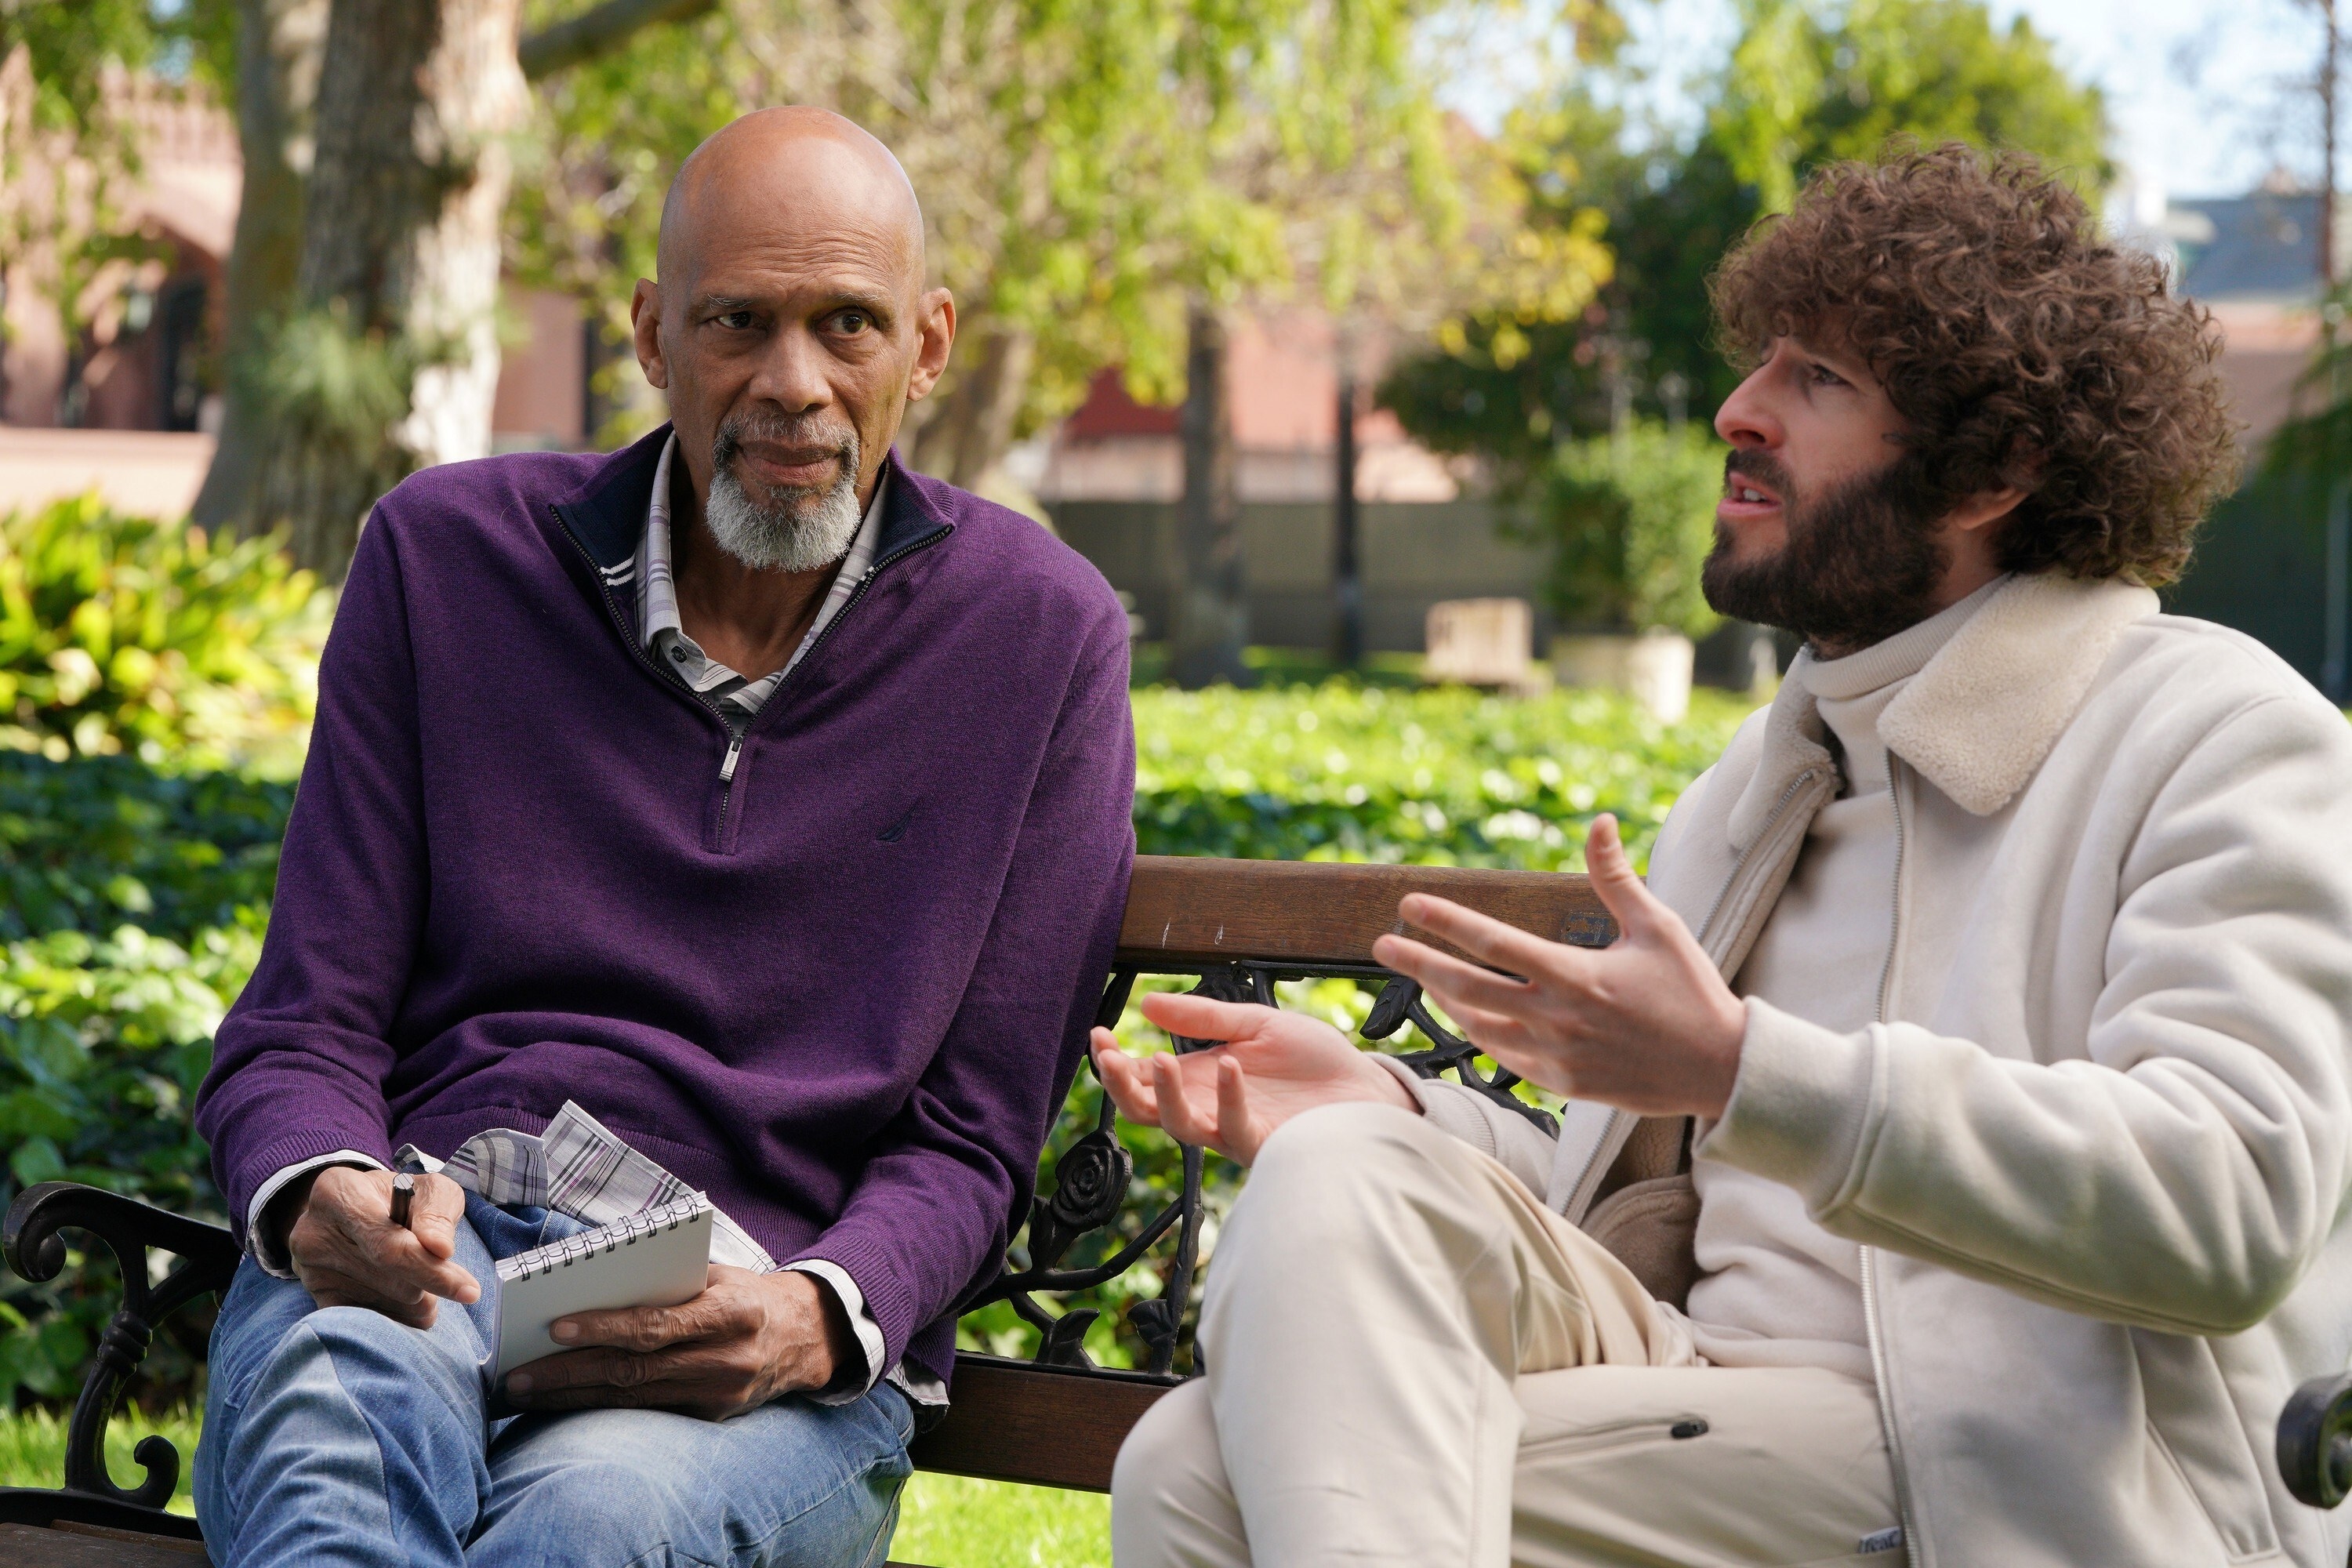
[196, 426, 1138, 1386]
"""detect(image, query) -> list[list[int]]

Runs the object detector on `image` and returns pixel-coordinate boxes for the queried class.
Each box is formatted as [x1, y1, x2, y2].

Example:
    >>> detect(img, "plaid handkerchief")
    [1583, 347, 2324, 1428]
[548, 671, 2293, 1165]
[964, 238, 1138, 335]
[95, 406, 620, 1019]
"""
[396, 1101, 778, 1274]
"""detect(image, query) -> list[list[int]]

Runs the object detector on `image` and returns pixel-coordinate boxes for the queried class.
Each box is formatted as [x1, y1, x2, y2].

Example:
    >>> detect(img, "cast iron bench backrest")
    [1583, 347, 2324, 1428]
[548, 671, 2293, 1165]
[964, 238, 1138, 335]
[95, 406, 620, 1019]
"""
[7, 853, 2352, 1561]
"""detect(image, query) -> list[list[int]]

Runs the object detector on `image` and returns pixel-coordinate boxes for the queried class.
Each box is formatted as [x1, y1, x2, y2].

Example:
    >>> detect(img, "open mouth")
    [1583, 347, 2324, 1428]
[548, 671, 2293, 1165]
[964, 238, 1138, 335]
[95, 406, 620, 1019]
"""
[1719, 473, 1784, 519]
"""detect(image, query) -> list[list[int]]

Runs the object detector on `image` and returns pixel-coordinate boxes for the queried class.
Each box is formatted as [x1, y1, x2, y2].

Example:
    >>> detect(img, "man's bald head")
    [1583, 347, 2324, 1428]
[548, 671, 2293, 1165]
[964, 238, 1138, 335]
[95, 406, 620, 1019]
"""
[629, 106, 955, 561]
[657, 107, 926, 295]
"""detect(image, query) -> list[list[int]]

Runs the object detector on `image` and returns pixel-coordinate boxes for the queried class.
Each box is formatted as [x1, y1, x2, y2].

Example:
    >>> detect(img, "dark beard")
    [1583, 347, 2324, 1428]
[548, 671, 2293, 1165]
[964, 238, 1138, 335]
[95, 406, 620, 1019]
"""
[1700, 448, 1952, 652]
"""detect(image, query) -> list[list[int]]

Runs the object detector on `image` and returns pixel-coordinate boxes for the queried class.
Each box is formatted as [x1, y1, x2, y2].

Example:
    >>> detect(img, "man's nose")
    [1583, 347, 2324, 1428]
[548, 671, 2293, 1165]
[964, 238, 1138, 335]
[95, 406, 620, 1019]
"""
[745, 325, 834, 415]
[1713, 365, 1781, 451]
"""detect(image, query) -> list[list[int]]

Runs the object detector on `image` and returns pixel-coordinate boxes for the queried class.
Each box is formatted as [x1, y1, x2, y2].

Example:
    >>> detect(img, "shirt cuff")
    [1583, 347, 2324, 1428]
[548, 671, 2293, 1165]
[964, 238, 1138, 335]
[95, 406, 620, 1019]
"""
[245, 1150, 387, 1278]
[784, 1259, 886, 1403]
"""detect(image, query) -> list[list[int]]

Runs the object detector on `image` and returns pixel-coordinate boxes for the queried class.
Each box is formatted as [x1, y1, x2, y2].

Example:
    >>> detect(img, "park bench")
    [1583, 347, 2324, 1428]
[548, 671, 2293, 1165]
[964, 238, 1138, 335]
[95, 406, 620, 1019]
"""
[5, 853, 2352, 1565]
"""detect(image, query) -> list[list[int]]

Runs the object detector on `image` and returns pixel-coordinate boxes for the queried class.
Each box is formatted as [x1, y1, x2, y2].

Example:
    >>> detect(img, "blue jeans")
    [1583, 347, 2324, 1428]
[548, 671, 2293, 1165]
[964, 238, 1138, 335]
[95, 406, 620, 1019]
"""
[194, 1195, 913, 1567]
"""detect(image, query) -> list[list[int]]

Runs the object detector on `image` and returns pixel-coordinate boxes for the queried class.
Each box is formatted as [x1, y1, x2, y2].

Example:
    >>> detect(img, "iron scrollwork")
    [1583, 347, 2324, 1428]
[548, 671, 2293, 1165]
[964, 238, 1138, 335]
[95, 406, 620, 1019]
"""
[971, 956, 1562, 1381]
[0, 1181, 240, 1533]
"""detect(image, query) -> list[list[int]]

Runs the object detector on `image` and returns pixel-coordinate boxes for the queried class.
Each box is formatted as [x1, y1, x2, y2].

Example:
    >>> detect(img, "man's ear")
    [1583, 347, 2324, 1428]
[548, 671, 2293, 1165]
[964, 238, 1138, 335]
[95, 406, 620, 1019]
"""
[905, 288, 956, 402]
[631, 279, 668, 392]
[1948, 484, 2028, 537]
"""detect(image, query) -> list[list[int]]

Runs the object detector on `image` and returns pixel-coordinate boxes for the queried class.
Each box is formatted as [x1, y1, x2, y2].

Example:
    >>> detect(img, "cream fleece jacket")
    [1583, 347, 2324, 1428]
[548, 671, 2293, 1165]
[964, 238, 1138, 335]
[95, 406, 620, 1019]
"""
[1399, 574, 2352, 1568]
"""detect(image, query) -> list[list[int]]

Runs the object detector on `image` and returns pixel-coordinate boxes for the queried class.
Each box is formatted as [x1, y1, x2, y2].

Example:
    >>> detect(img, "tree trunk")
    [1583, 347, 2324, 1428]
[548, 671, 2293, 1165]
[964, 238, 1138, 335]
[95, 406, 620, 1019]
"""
[906, 321, 1033, 490]
[1168, 303, 1250, 688]
[254, 0, 527, 579]
[189, 0, 328, 533]
[1331, 340, 1363, 668]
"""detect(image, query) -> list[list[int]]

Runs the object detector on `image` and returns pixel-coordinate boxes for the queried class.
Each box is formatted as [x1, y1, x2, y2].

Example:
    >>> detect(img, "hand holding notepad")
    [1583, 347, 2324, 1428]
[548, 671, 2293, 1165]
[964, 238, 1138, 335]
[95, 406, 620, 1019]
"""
[488, 1195, 714, 1381]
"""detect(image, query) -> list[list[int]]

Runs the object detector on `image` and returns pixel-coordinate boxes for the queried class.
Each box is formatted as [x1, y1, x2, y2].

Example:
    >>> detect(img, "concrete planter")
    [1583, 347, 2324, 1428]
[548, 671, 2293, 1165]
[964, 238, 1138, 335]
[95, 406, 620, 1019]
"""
[1550, 630, 1696, 722]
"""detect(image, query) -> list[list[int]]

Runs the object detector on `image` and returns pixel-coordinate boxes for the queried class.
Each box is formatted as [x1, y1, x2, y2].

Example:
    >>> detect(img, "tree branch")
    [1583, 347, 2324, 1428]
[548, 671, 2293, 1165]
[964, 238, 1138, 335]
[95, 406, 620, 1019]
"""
[518, 0, 717, 81]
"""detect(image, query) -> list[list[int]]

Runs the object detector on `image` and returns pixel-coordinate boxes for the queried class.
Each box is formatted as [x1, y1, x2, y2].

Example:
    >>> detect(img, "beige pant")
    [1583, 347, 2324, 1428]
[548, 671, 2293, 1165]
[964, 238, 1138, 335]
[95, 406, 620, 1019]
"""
[1110, 1103, 1905, 1568]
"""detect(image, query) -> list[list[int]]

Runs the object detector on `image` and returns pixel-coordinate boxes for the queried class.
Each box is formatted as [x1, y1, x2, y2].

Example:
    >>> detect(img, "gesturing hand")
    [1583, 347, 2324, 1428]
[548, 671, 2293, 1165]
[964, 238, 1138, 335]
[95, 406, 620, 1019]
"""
[1370, 813, 1748, 1119]
[284, 1165, 481, 1328]
[1089, 989, 1417, 1167]
[503, 1265, 853, 1421]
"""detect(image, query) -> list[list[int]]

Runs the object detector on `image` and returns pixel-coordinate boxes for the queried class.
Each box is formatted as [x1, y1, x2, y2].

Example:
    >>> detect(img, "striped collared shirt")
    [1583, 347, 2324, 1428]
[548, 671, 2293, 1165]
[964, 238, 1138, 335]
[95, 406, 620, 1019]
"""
[608, 432, 885, 728]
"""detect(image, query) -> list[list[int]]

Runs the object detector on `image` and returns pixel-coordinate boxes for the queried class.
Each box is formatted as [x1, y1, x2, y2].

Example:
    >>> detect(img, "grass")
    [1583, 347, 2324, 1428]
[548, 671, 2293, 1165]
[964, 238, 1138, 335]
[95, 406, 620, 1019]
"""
[0, 1405, 201, 1515]
[0, 1408, 1112, 1566]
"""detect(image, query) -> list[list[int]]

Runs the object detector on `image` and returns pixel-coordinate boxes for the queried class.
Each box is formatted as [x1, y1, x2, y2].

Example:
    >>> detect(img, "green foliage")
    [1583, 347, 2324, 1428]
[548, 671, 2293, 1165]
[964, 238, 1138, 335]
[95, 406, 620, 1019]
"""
[0, 750, 287, 1407]
[1381, 0, 2111, 470]
[1529, 420, 1727, 637]
[239, 307, 439, 545]
[0, 494, 325, 772]
[1131, 681, 1749, 870]
[894, 1472, 1109, 1567]
[1713, 0, 2110, 216]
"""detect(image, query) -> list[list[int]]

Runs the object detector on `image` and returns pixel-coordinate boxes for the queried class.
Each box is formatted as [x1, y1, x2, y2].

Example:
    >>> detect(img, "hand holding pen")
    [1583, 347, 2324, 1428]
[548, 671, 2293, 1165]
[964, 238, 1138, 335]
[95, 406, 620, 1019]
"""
[282, 1166, 480, 1327]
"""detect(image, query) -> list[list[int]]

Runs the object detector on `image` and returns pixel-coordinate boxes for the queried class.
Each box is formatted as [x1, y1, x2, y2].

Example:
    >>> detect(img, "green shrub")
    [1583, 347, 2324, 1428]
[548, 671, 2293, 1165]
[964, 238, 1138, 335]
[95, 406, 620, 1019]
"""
[0, 494, 327, 774]
[0, 753, 286, 1407]
[1132, 681, 1751, 872]
[1523, 419, 1727, 638]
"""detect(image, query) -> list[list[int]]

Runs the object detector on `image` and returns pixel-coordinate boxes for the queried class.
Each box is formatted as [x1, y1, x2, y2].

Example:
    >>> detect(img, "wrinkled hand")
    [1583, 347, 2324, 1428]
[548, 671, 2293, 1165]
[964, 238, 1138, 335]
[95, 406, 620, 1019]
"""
[1371, 814, 1748, 1118]
[284, 1165, 480, 1328]
[503, 1266, 853, 1421]
[1090, 990, 1417, 1167]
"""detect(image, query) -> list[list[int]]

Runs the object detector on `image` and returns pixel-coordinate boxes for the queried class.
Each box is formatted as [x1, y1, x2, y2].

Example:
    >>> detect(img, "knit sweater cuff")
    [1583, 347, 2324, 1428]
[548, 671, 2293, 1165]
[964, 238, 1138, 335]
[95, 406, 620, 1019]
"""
[1699, 997, 1877, 1209]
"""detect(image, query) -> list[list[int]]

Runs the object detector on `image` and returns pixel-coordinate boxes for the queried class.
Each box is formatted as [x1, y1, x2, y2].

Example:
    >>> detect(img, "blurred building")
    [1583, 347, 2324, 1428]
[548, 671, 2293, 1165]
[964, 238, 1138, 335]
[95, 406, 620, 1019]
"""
[0, 75, 595, 518]
[1040, 310, 1553, 655]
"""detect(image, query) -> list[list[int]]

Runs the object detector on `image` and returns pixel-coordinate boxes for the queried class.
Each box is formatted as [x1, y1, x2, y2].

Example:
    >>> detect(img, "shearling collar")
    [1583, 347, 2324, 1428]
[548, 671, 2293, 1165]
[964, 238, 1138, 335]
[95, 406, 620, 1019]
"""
[1726, 572, 2159, 843]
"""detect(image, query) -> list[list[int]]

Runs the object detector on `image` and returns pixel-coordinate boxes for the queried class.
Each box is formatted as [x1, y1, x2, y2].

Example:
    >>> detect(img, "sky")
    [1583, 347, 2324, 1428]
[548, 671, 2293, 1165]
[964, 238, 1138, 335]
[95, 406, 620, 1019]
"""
[1451, 0, 2339, 201]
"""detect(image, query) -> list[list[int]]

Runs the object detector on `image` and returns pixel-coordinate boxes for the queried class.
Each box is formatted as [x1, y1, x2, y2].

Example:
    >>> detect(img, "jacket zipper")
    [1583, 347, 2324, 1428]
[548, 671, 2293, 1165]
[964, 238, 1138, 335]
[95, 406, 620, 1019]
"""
[1561, 763, 1828, 1218]
[1860, 751, 1922, 1563]
[550, 506, 951, 849]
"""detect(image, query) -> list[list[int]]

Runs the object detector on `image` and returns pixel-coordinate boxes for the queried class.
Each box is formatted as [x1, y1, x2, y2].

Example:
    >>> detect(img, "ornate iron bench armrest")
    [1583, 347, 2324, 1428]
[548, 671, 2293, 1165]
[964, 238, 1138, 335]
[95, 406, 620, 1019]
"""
[2, 1181, 240, 1526]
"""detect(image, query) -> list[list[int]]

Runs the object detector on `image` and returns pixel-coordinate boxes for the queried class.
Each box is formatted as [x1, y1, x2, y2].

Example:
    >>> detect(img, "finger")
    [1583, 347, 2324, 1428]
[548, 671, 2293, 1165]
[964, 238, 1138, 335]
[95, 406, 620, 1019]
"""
[1213, 1055, 1265, 1164]
[1090, 1033, 1162, 1123]
[376, 1232, 482, 1305]
[1581, 815, 1661, 936]
[506, 1347, 662, 1399]
[1374, 932, 1548, 1019]
[1150, 1050, 1223, 1149]
[405, 1173, 469, 1261]
[1393, 894, 1570, 978]
[1135, 991, 1275, 1044]
[555, 1294, 721, 1352]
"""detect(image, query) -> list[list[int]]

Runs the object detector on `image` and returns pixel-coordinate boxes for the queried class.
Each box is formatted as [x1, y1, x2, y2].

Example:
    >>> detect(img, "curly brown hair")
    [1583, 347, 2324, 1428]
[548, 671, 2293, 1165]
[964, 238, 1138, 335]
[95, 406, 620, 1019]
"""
[1709, 141, 2240, 586]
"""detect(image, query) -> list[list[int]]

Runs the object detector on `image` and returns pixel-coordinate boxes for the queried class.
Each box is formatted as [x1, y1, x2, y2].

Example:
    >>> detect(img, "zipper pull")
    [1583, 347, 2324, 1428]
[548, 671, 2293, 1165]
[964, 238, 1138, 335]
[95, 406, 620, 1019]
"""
[720, 735, 743, 782]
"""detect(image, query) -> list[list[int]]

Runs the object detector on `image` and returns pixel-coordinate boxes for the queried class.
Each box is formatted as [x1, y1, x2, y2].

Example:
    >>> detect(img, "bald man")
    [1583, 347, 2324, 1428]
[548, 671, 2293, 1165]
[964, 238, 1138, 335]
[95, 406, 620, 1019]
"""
[190, 108, 1137, 1568]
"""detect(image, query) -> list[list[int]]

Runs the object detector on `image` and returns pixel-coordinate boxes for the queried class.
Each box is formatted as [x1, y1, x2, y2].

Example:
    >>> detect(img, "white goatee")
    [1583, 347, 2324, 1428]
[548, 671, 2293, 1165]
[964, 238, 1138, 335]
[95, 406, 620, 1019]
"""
[705, 426, 863, 573]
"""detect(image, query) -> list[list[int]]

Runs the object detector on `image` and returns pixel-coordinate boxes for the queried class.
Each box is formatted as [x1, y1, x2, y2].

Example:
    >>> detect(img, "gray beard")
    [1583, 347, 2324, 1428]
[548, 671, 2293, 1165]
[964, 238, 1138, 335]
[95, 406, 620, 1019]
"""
[704, 430, 863, 573]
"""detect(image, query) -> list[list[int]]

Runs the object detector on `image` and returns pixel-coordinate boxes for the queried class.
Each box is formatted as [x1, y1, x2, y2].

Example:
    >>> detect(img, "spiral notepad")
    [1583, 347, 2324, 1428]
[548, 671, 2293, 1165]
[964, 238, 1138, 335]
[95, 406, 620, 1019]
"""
[488, 1195, 713, 1381]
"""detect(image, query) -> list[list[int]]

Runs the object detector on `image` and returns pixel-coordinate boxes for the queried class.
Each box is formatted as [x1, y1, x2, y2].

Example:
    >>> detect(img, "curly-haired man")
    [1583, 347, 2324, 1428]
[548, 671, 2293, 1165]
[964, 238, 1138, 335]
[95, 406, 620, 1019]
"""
[1098, 143, 2352, 1567]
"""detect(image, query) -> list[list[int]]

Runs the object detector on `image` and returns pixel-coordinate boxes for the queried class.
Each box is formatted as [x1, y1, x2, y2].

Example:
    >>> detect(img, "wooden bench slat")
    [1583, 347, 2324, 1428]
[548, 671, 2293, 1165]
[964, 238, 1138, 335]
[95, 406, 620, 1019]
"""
[1116, 855, 1614, 969]
[0, 1521, 207, 1565]
[909, 1358, 1173, 1494]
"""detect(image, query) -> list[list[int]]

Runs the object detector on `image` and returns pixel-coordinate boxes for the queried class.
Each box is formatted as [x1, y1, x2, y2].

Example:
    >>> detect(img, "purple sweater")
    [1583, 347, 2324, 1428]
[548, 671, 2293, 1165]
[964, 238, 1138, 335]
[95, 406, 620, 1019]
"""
[196, 430, 1137, 1384]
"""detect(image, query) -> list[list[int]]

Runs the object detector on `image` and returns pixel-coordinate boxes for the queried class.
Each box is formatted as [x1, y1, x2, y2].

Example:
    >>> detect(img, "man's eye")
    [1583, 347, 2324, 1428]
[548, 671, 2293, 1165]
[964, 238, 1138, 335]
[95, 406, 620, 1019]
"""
[1808, 362, 1846, 387]
[835, 311, 869, 334]
[714, 311, 755, 330]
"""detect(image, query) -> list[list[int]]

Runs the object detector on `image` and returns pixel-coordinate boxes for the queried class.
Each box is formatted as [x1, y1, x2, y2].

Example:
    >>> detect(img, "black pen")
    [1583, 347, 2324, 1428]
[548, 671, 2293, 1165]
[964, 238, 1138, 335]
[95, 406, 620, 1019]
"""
[389, 1171, 415, 1229]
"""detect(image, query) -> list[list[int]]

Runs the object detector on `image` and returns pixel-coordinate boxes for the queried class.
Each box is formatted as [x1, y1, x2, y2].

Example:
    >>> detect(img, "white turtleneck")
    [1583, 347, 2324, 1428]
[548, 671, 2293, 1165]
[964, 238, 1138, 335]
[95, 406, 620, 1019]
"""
[1679, 577, 2007, 1377]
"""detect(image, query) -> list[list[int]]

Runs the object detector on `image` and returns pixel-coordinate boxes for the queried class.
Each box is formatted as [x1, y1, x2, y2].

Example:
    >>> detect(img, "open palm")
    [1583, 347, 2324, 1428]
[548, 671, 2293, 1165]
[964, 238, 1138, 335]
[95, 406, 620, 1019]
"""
[1090, 990, 1415, 1166]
